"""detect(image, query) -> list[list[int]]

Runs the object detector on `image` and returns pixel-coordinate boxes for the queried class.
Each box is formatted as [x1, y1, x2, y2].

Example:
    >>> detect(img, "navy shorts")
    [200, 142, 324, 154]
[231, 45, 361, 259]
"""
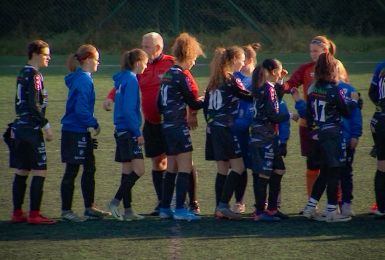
[13, 125, 47, 170]
[143, 121, 166, 158]
[318, 128, 346, 168]
[205, 125, 242, 161]
[371, 112, 385, 160]
[61, 131, 94, 164]
[162, 125, 193, 156]
[250, 141, 275, 176]
[114, 131, 144, 162]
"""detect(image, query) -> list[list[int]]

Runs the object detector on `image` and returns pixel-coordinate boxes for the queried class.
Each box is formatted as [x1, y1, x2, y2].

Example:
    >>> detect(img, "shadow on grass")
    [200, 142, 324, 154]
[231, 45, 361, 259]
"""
[1, 213, 384, 242]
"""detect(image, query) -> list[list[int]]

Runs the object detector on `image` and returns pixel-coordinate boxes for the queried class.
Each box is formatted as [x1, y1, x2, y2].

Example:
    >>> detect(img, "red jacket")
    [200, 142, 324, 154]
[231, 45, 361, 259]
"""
[283, 62, 315, 101]
[107, 54, 199, 124]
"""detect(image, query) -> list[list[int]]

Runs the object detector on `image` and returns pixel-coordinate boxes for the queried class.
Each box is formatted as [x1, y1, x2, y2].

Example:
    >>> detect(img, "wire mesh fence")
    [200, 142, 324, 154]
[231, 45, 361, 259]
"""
[1, 0, 384, 54]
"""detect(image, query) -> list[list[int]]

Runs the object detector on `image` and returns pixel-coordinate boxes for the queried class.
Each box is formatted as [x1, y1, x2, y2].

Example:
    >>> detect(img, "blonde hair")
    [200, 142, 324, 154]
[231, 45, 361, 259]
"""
[207, 46, 244, 91]
[242, 42, 261, 65]
[171, 32, 204, 63]
[66, 44, 98, 72]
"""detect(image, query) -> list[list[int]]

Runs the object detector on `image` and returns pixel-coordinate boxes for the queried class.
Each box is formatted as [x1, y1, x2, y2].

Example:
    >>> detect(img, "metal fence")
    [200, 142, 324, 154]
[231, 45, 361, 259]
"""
[1, 0, 384, 53]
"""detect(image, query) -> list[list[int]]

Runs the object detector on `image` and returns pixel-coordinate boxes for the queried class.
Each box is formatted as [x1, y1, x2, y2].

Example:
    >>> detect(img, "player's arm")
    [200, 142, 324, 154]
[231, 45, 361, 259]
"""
[179, 74, 204, 110]
[26, 72, 49, 128]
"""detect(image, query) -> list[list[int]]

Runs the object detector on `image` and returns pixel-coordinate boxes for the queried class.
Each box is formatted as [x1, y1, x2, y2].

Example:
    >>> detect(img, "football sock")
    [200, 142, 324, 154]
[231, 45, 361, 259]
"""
[161, 172, 176, 208]
[122, 171, 140, 209]
[30, 176, 45, 211]
[175, 172, 190, 209]
[255, 177, 268, 213]
[114, 174, 130, 201]
[375, 170, 385, 212]
[268, 173, 283, 211]
[12, 174, 28, 210]
[152, 170, 165, 202]
[215, 173, 227, 206]
[234, 170, 247, 203]
[220, 170, 241, 205]
[326, 167, 341, 206]
[188, 170, 196, 202]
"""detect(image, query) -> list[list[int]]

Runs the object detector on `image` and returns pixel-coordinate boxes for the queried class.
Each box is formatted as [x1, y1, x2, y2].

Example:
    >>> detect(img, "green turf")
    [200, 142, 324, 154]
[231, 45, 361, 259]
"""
[0, 53, 384, 260]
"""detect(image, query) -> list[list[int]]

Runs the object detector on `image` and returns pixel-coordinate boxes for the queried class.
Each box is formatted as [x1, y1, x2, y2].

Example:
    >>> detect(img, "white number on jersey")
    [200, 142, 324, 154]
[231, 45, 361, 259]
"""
[208, 90, 223, 110]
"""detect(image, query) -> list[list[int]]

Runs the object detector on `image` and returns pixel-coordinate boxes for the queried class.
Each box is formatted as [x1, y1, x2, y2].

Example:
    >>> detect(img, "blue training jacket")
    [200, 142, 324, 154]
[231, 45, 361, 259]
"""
[113, 70, 142, 137]
[61, 68, 98, 133]
[294, 81, 362, 140]
[278, 99, 290, 144]
[233, 71, 254, 131]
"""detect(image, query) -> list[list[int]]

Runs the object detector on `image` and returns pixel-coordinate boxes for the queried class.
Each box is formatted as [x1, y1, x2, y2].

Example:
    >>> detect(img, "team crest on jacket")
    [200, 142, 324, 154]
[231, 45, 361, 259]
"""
[34, 74, 42, 91]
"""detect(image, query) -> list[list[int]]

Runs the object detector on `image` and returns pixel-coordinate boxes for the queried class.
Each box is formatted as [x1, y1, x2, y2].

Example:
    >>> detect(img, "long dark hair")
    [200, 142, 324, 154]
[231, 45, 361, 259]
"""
[251, 58, 281, 90]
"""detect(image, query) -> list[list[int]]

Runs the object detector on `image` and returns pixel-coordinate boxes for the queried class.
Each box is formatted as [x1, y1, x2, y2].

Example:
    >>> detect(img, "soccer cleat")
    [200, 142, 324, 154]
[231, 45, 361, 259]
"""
[341, 203, 355, 217]
[159, 208, 174, 219]
[11, 210, 27, 223]
[215, 207, 242, 220]
[173, 208, 201, 221]
[232, 202, 246, 214]
[28, 211, 56, 225]
[324, 210, 352, 222]
[369, 203, 378, 215]
[61, 210, 86, 222]
[253, 210, 281, 222]
[84, 207, 111, 220]
[189, 201, 201, 215]
[107, 201, 123, 221]
[302, 206, 318, 219]
[123, 208, 144, 221]
[11, 209, 27, 223]
[273, 210, 289, 220]
[374, 210, 385, 219]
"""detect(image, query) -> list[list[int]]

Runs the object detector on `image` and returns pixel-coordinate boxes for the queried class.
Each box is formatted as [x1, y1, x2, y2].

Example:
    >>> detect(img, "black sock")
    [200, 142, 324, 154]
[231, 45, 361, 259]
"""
[12, 174, 28, 210]
[234, 170, 247, 202]
[268, 173, 283, 210]
[81, 168, 96, 208]
[61, 163, 80, 211]
[375, 170, 385, 212]
[188, 171, 196, 203]
[255, 177, 268, 213]
[161, 172, 176, 208]
[309, 167, 327, 201]
[252, 173, 259, 208]
[152, 170, 165, 202]
[326, 167, 341, 206]
[114, 174, 130, 201]
[215, 173, 227, 206]
[176, 172, 190, 209]
[30, 176, 45, 211]
[220, 170, 241, 205]
[122, 172, 140, 209]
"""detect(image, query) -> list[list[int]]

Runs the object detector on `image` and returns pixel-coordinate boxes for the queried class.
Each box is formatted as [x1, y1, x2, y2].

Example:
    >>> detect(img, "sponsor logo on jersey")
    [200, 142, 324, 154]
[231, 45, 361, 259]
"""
[34, 74, 42, 91]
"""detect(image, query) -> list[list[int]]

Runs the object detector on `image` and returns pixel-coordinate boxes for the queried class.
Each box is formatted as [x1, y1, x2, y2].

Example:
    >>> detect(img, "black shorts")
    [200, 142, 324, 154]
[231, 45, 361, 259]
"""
[162, 125, 193, 156]
[319, 128, 346, 168]
[273, 155, 286, 171]
[143, 121, 166, 158]
[205, 125, 242, 161]
[61, 131, 94, 164]
[371, 112, 385, 160]
[114, 131, 144, 162]
[250, 141, 276, 176]
[13, 125, 47, 170]
[3, 123, 16, 168]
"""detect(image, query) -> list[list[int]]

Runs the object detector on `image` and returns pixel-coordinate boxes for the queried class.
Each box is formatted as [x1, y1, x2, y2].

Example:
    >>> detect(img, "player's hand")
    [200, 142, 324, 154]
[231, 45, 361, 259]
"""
[44, 127, 54, 142]
[290, 88, 301, 102]
[350, 91, 359, 101]
[291, 113, 300, 122]
[187, 112, 198, 130]
[280, 69, 288, 79]
[137, 136, 144, 145]
[350, 138, 359, 149]
[103, 98, 114, 111]
[87, 126, 101, 137]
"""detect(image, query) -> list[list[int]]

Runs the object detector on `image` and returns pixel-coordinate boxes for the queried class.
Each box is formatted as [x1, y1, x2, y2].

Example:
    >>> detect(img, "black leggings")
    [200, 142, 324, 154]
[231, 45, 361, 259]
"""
[61, 161, 96, 211]
[310, 166, 342, 205]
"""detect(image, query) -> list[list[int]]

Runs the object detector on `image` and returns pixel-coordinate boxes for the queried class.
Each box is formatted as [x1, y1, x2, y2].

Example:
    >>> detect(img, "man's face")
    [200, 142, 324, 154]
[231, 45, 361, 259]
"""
[141, 37, 158, 61]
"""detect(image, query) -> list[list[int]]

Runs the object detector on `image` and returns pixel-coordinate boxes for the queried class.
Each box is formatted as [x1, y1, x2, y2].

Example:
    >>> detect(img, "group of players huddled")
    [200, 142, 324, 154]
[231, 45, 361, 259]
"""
[4, 32, 385, 224]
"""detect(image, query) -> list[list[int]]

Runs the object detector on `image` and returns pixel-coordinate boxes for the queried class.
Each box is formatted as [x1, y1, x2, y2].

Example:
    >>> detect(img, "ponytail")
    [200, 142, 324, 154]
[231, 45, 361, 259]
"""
[251, 58, 281, 91]
[66, 44, 97, 72]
